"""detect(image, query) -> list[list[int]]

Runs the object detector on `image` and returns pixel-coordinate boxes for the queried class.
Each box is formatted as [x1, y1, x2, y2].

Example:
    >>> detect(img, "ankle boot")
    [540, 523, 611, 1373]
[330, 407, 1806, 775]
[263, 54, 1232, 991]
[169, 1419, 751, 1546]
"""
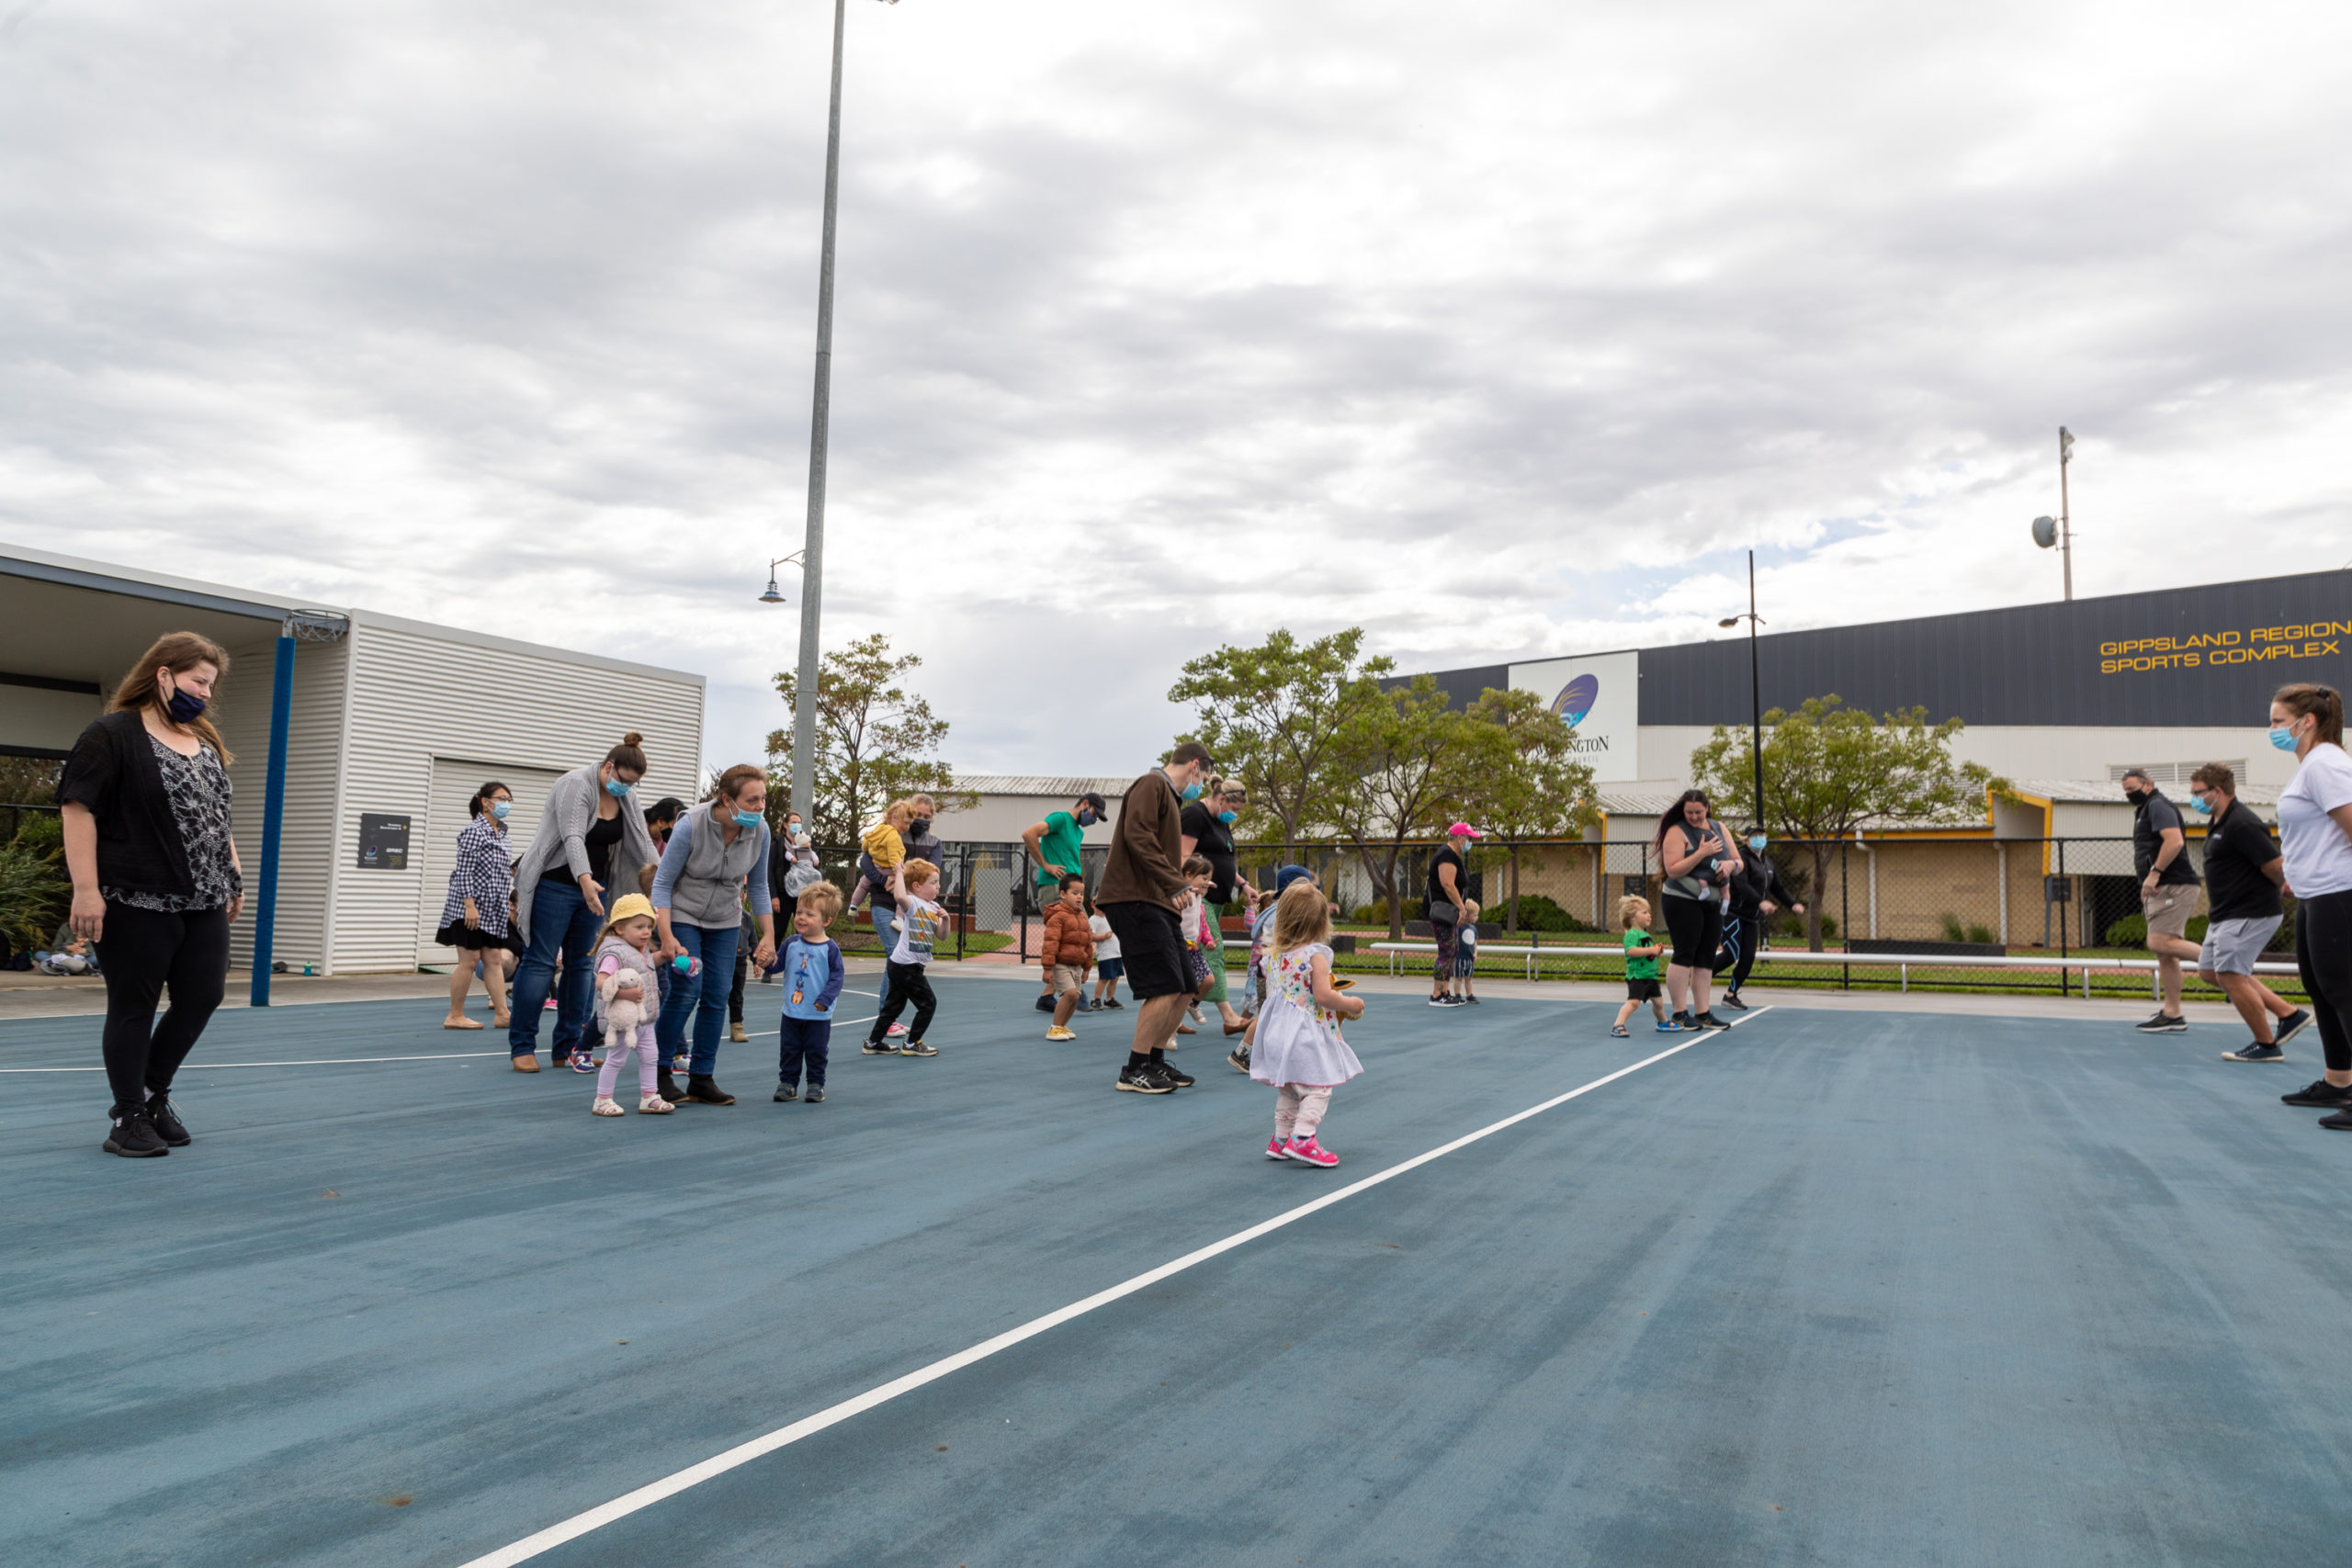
[685, 1073, 735, 1105]
[656, 1068, 686, 1104]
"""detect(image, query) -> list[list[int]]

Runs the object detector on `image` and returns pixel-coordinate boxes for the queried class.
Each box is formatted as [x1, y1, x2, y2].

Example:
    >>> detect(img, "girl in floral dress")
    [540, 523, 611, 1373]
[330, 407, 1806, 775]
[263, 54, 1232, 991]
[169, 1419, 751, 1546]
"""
[1250, 878, 1365, 1168]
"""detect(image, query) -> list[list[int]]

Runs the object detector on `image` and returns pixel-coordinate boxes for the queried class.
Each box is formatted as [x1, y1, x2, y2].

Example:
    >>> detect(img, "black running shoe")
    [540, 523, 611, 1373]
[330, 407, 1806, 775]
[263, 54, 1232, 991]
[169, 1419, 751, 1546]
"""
[1696, 1012, 1733, 1030]
[1116, 1064, 1175, 1094]
[1101, 998, 1125, 1009]
[146, 1094, 191, 1146]
[898, 1041, 939, 1058]
[1159, 1060, 1196, 1088]
[1035, 995, 1057, 1013]
[2222, 1042, 2286, 1063]
[1718, 993, 1748, 1011]
[1227, 1047, 1251, 1074]
[2275, 1009, 2313, 1046]
[102, 1109, 168, 1157]
[2135, 1011, 2188, 1034]
[773, 1081, 799, 1101]
[861, 1038, 895, 1055]
[1674, 1010, 1697, 1031]
[2319, 1109, 2352, 1131]
[2281, 1079, 2352, 1108]
[804, 1086, 825, 1103]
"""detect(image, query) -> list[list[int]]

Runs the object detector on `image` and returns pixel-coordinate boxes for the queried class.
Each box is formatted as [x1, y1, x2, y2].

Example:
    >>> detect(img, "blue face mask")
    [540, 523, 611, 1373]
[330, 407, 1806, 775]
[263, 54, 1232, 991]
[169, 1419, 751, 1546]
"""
[164, 685, 207, 724]
[2270, 726, 2301, 752]
[605, 778, 631, 798]
[1747, 835, 1766, 851]
[1217, 809, 1238, 824]
[1077, 809, 1098, 827]
[1181, 783, 1203, 802]
[2187, 794, 2212, 816]
[734, 809, 763, 828]
[490, 800, 512, 821]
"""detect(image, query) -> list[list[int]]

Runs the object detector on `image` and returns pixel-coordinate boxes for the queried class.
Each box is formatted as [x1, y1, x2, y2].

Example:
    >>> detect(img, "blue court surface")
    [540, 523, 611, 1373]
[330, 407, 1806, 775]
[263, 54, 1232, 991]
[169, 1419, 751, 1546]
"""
[6, 979, 2351, 1567]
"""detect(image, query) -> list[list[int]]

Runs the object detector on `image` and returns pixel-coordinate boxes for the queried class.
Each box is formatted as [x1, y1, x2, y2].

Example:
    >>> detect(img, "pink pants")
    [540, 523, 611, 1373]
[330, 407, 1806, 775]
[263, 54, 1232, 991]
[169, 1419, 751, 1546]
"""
[1274, 1083, 1333, 1142]
[596, 1022, 660, 1099]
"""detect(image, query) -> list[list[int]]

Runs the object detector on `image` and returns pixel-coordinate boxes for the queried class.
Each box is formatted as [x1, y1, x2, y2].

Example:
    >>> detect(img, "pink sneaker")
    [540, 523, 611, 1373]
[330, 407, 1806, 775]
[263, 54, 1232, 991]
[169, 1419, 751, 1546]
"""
[1265, 1134, 1292, 1160]
[887, 1021, 908, 1038]
[1285, 1136, 1339, 1168]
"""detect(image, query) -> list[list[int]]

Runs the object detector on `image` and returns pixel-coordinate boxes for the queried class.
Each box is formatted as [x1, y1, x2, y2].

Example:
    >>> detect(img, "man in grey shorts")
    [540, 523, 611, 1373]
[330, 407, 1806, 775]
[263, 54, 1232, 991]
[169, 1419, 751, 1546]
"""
[2188, 762, 2310, 1063]
[2122, 767, 2203, 1032]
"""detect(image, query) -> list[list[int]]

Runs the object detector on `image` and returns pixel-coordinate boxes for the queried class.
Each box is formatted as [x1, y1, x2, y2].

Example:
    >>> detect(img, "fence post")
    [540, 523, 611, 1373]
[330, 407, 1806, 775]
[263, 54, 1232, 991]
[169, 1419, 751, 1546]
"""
[1018, 847, 1031, 963]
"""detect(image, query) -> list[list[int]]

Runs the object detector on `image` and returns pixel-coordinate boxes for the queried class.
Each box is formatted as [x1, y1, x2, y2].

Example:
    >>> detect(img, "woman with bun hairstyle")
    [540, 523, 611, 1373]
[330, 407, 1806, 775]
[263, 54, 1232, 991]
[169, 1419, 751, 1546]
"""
[2265, 684, 2352, 1130]
[437, 780, 517, 1031]
[57, 633, 244, 1158]
[508, 733, 663, 1074]
[650, 762, 775, 1106]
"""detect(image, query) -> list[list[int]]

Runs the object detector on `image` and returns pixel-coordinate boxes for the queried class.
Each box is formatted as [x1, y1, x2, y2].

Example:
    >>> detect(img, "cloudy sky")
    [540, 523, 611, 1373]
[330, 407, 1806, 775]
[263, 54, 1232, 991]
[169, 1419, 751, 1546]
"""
[6, 0, 2349, 779]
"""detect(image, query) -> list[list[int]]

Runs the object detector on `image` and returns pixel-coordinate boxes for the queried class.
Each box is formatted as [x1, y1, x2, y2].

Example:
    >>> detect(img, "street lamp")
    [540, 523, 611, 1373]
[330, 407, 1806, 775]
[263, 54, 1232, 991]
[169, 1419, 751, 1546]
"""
[2030, 425, 2075, 602]
[1717, 548, 1767, 829]
[784, 0, 901, 824]
[759, 552, 805, 605]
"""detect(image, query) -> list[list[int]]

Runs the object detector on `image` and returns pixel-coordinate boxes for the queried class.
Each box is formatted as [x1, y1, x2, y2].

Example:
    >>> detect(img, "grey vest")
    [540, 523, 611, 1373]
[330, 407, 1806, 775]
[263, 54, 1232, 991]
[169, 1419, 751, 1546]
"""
[671, 801, 767, 929]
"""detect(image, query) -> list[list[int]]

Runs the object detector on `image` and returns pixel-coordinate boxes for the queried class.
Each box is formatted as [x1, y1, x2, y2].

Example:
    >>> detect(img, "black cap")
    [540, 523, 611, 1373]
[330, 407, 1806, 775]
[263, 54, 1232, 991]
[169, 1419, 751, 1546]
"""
[1079, 791, 1108, 815]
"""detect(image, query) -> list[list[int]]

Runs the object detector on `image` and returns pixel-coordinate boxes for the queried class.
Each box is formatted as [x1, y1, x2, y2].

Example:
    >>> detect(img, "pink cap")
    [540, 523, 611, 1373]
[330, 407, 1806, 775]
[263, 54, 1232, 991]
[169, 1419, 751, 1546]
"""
[1446, 822, 1481, 838]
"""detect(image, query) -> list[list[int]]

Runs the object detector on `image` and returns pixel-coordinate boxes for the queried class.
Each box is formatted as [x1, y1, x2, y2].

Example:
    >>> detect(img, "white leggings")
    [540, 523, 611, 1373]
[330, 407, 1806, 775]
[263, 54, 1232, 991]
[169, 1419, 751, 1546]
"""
[1274, 1083, 1334, 1142]
[596, 1022, 660, 1099]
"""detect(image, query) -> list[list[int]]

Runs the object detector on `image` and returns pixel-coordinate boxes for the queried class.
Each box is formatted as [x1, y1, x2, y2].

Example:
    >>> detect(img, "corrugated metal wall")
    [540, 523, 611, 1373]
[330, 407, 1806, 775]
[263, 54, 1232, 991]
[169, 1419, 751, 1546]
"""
[219, 635, 351, 976]
[328, 616, 705, 974]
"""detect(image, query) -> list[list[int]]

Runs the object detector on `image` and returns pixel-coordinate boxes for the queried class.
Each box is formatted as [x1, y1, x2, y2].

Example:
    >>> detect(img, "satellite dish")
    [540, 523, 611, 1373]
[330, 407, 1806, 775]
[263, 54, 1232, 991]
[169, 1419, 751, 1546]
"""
[2031, 515, 2058, 549]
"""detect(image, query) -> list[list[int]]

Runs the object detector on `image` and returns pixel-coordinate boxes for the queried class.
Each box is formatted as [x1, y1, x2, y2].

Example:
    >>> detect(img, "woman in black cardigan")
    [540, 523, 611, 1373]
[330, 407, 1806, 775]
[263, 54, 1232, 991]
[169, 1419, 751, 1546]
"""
[59, 632, 246, 1157]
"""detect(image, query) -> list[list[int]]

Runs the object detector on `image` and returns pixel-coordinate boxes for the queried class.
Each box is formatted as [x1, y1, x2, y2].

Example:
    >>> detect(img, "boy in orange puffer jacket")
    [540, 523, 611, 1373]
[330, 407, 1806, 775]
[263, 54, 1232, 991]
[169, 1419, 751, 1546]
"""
[1043, 874, 1095, 1040]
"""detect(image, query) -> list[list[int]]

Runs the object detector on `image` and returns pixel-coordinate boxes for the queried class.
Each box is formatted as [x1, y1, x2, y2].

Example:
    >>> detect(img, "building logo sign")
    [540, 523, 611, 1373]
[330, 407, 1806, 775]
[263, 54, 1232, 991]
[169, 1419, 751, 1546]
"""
[2100, 619, 2349, 675]
[1510, 650, 1639, 782]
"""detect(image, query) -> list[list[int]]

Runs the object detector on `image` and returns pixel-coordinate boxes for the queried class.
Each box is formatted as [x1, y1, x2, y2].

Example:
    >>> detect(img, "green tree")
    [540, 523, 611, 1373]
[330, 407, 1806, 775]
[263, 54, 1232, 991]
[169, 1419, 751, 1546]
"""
[1327, 674, 1476, 939]
[768, 634, 972, 845]
[1689, 695, 2003, 951]
[1167, 627, 1396, 851]
[1459, 687, 1600, 931]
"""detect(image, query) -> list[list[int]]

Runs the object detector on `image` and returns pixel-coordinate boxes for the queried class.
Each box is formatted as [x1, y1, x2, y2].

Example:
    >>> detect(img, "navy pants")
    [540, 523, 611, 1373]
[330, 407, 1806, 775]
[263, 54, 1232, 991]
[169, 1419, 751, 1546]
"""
[777, 1015, 831, 1088]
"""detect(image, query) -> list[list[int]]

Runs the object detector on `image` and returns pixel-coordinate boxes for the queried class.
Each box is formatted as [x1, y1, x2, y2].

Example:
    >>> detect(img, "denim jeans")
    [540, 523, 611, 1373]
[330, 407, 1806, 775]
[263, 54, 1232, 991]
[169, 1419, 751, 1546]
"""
[509, 875, 602, 1061]
[658, 920, 741, 1077]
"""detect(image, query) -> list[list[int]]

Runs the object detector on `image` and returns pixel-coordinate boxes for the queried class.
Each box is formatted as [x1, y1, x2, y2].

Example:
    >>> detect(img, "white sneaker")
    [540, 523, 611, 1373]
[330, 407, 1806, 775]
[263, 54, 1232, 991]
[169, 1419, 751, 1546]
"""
[592, 1097, 624, 1117]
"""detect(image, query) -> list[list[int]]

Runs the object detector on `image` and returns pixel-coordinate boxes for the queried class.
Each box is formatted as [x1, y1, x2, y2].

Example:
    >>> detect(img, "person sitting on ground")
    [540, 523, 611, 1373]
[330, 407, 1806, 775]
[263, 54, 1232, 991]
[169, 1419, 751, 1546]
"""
[1043, 874, 1095, 1041]
[33, 923, 97, 976]
[775, 881, 845, 1103]
[2188, 762, 2311, 1063]
[1024, 789, 1109, 1012]
[2122, 766, 2203, 1034]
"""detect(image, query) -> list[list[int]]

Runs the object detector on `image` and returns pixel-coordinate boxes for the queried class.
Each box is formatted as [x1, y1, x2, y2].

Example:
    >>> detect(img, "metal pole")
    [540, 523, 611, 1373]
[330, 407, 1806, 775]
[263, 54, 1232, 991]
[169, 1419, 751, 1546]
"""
[1747, 549, 1764, 827]
[790, 0, 848, 825]
[2058, 425, 2074, 603]
[248, 632, 297, 1005]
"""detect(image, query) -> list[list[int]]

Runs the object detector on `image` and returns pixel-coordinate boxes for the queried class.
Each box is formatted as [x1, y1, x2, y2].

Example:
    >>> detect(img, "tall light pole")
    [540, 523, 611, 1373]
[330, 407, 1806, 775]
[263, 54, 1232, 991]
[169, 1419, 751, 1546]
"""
[2030, 425, 2076, 602]
[786, 0, 897, 823]
[1718, 549, 1767, 829]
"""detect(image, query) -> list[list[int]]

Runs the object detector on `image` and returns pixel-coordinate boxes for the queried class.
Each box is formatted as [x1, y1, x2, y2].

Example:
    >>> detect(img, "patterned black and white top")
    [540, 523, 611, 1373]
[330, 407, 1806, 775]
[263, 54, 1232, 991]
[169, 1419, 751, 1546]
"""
[105, 737, 239, 913]
[438, 815, 514, 938]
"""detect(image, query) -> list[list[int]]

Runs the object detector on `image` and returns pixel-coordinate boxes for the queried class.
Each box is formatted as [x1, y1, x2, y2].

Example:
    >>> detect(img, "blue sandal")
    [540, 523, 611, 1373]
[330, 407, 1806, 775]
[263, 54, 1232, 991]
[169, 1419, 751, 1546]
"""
[1610, 1024, 1630, 1038]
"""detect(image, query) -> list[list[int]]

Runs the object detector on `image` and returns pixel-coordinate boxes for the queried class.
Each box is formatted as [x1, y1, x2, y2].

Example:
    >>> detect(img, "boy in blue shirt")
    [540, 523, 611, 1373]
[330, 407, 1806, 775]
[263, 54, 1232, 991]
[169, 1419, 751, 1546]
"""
[775, 883, 846, 1103]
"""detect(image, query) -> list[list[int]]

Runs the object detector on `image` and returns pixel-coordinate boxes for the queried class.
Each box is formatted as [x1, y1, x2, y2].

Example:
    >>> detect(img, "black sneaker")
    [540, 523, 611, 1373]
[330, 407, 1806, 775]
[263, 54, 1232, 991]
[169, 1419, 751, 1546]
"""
[1116, 1064, 1175, 1094]
[804, 1085, 825, 1103]
[2222, 1042, 2286, 1063]
[2135, 1011, 2188, 1034]
[773, 1082, 799, 1101]
[1101, 998, 1125, 1009]
[102, 1109, 168, 1157]
[1674, 1010, 1697, 1031]
[1034, 995, 1057, 1013]
[1695, 1012, 1733, 1030]
[898, 1041, 939, 1058]
[861, 1038, 895, 1055]
[1159, 1060, 1196, 1088]
[146, 1094, 191, 1146]
[2275, 1009, 2313, 1046]
[2319, 1109, 2352, 1131]
[1718, 993, 1748, 1012]
[1227, 1047, 1251, 1074]
[1464, 996, 1482, 1005]
[684, 1075, 736, 1105]
[2280, 1079, 2352, 1108]
[1427, 994, 1454, 1008]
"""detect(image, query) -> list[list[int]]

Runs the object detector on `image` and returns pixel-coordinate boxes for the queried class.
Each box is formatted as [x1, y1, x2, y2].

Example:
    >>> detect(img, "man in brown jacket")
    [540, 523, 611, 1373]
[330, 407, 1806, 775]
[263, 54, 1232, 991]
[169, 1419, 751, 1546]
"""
[1098, 740, 1215, 1093]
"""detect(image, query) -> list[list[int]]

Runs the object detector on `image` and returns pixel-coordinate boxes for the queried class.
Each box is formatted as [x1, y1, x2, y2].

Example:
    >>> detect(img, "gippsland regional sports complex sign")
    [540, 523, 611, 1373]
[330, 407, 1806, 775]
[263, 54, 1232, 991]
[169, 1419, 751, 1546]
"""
[1425, 570, 2352, 736]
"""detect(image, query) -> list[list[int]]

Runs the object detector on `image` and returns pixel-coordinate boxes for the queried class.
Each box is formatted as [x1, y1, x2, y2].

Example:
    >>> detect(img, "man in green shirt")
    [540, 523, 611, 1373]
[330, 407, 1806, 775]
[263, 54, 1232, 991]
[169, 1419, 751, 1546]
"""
[1023, 791, 1109, 1010]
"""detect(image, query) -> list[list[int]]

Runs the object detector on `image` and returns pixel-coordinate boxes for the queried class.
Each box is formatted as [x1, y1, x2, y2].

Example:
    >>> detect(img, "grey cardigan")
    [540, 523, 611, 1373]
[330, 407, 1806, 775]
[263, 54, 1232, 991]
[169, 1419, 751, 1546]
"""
[513, 763, 662, 944]
[652, 799, 773, 930]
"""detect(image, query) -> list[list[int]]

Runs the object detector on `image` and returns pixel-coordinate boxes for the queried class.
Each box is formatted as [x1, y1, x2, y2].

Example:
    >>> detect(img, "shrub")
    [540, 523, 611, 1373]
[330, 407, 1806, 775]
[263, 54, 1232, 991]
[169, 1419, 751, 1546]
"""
[0, 838, 67, 953]
[1772, 911, 1836, 940]
[1509, 894, 1592, 932]
[2104, 914, 2146, 948]
[13, 811, 61, 853]
[1353, 898, 1425, 925]
[1939, 913, 1966, 942]
[1966, 923, 1996, 945]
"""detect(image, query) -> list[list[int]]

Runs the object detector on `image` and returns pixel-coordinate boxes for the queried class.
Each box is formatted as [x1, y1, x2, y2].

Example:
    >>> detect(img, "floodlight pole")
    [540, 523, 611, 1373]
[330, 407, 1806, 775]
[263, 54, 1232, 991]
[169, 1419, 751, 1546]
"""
[1747, 551, 1765, 829]
[2058, 425, 2075, 602]
[790, 0, 855, 825]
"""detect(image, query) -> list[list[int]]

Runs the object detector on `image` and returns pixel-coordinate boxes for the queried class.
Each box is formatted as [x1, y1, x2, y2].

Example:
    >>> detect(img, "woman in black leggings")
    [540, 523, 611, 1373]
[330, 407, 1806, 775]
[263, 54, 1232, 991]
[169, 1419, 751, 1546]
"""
[2267, 683, 2352, 1128]
[59, 633, 245, 1158]
[1655, 790, 1740, 1031]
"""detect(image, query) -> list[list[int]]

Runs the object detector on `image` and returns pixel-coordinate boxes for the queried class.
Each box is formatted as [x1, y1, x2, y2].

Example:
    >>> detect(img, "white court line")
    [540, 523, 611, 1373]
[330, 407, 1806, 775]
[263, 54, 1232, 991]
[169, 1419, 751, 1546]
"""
[455, 1007, 1774, 1567]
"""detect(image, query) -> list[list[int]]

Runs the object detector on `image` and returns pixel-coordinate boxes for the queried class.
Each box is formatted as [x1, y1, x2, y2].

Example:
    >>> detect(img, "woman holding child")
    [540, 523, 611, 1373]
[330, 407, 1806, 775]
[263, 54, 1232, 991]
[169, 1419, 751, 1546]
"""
[650, 764, 775, 1106]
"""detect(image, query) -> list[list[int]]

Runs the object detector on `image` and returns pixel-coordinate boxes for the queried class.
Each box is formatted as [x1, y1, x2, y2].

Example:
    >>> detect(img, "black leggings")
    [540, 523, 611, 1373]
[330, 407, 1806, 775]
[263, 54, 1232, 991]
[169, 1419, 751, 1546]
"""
[1716, 908, 1763, 990]
[870, 961, 936, 1043]
[94, 902, 230, 1116]
[729, 945, 749, 1023]
[1662, 895, 1724, 973]
[2296, 891, 2352, 1073]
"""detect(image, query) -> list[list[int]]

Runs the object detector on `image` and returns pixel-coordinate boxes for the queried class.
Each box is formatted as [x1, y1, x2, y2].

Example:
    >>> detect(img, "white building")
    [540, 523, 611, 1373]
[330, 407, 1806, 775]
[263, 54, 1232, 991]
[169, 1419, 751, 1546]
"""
[0, 546, 705, 984]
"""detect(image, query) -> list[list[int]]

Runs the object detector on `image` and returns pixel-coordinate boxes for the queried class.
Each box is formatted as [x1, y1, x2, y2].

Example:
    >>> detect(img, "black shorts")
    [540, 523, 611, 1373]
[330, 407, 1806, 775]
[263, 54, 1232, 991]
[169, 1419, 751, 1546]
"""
[1625, 976, 1661, 1000]
[436, 921, 522, 953]
[1102, 902, 1188, 998]
[1661, 896, 1724, 971]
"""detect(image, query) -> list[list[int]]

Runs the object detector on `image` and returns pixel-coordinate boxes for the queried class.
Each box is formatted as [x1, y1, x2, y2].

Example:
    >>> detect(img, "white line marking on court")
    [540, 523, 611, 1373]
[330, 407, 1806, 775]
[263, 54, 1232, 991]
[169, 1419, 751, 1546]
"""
[452, 1007, 1774, 1568]
[0, 1052, 513, 1073]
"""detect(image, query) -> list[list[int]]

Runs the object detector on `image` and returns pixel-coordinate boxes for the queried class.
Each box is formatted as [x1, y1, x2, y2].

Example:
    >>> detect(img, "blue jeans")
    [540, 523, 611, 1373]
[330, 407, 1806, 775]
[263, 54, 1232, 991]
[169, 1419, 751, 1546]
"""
[509, 876, 602, 1061]
[658, 921, 741, 1077]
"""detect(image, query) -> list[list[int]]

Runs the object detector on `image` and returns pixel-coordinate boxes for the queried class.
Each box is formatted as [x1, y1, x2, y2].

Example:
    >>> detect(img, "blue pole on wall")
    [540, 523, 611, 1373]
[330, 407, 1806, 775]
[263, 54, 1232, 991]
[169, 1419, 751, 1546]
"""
[249, 630, 297, 1006]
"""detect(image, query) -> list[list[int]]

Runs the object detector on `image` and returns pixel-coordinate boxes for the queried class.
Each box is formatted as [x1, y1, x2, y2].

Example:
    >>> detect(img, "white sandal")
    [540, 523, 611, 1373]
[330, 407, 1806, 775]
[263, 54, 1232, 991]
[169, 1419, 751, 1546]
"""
[592, 1097, 625, 1116]
[638, 1094, 674, 1114]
